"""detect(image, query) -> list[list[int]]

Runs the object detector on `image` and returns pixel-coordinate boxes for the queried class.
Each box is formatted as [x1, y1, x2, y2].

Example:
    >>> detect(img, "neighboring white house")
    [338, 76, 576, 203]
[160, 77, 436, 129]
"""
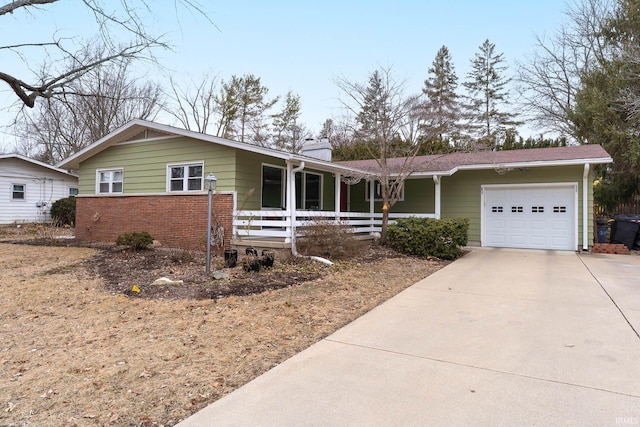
[0, 154, 78, 224]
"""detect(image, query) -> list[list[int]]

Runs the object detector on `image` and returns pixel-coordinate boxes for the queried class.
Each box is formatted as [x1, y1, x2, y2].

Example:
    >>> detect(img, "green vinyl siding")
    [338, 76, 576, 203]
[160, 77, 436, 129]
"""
[441, 165, 588, 245]
[234, 151, 285, 210]
[79, 137, 339, 213]
[348, 178, 435, 213]
[78, 137, 237, 194]
[347, 165, 591, 247]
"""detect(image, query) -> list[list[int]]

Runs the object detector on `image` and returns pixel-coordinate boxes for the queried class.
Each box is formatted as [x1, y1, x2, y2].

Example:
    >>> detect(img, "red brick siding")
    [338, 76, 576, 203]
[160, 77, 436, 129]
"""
[75, 193, 234, 251]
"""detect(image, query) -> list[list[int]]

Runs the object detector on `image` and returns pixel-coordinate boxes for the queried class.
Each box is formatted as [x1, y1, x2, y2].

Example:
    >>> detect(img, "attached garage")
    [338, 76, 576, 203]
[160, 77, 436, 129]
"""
[482, 184, 577, 250]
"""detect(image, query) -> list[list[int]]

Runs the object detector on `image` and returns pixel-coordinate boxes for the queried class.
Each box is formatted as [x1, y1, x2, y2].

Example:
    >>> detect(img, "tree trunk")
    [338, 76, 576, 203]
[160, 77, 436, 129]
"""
[380, 205, 390, 244]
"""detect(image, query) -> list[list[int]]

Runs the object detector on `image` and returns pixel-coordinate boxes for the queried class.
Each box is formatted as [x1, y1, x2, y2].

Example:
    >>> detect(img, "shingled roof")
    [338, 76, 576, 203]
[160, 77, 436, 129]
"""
[336, 144, 612, 175]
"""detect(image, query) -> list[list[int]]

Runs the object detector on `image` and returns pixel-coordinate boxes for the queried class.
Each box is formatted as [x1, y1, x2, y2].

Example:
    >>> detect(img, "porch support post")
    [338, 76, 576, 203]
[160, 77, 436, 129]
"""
[288, 161, 305, 254]
[334, 173, 341, 221]
[369, 178, 375, 234]
[583, 163, 590, 251]
[433, 175, 441, 220]
[285, 161, 293, 243]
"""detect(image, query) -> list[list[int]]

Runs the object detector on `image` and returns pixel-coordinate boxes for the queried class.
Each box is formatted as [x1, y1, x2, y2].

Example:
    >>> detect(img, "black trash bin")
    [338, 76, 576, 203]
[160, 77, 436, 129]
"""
[610, 214, 640, 250]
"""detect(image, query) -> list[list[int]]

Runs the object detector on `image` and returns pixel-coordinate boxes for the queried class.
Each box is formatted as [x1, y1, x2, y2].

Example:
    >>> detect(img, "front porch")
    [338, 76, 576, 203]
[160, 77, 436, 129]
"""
[229, 158, 442, 253]
[231, 209, 437, 252]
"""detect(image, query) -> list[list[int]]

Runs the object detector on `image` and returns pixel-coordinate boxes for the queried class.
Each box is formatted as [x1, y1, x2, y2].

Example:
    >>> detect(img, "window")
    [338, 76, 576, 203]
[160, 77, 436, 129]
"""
[531, 206, 544, 213]
[511, 206, 523, 213]
[295, 171, 322, 210]
[491, 206, 503, 213]
[365, 180, 404, 201]
[553, 206, 567, 213]
[12, 184, 25, 200]
[262, 165, 285, 208]
[69, 187, 79, 196]
[168, 163, 203, 192]
[97, 169, 123, 194]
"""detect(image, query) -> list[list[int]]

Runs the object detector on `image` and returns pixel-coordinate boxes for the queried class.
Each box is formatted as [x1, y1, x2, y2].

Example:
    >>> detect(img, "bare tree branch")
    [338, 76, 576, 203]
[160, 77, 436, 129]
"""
[0, 0, 56, 16]
[1, 0, 211, 108]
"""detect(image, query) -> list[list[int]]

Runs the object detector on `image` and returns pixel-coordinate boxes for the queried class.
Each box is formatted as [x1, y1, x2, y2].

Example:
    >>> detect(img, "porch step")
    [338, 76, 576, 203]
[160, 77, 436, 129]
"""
[591, 243, 630, 255]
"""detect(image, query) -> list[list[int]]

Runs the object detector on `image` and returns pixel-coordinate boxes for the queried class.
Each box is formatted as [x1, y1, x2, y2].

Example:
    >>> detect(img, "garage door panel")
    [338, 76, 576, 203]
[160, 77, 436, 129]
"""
[509, 235, 526, 245]
[510, 220, 526, 229]
[530, 220, 546, 230]
[489, 235, 506, 244]
[484, 185, 575, 251]
[551, 220, 570, 230]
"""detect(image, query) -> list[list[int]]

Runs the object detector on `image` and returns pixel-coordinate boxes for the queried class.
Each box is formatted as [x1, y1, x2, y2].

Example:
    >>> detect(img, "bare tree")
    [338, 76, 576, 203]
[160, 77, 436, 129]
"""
[164, 73, 218, 133]
[516, 0, 613, 138]
[318, 117, 355, 149]
[15, 52, 163, 164]
[0, 0, 211, 108]
[335, 67, 438, 243]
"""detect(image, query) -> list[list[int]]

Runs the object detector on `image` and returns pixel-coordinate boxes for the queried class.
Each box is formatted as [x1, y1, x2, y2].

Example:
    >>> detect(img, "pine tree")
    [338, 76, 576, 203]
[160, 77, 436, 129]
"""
[423, 45, 460, 140]
[272, 91, 305, 153]
[463, 39, 519, 148]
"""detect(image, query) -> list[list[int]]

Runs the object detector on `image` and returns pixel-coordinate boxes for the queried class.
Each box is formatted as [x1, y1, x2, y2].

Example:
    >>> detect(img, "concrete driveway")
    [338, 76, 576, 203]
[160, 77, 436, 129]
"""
[178, 249, 640, 427]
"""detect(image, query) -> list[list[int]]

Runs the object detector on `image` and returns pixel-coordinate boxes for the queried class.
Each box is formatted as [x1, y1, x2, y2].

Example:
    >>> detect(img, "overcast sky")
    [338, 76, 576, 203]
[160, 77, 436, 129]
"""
[0, 0, 570, 152]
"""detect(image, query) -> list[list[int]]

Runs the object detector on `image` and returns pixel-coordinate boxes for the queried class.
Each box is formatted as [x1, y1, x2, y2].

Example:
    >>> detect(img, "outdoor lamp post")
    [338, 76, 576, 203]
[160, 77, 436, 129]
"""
[205, 173, 217, 274]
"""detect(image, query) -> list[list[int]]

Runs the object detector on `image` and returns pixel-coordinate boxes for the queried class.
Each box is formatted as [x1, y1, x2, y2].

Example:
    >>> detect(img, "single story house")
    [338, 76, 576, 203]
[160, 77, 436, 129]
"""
[57, 119, 612, 252]
[0, 154, 78, 224]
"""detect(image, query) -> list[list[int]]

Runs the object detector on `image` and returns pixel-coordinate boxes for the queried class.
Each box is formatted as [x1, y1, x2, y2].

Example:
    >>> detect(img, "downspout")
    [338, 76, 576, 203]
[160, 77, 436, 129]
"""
[583, 163, 590, 251]
[288, 160, 333, 265]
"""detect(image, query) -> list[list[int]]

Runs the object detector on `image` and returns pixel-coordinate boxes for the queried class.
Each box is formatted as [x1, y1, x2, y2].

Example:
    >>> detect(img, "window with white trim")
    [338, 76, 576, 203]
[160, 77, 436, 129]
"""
[69, 187, 79, 196]
[365, 180, 404, 202]
[11, 184, 25, 200]
[295, 171, 322, 210]
[168, 163, 203, 192]
[97, 169, 123, 194]
[262, 164, 286, 209]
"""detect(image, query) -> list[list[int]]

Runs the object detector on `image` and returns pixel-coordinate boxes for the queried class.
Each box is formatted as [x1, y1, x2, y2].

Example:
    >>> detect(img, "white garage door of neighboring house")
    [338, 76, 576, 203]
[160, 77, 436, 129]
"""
[482, 184, 577, 251]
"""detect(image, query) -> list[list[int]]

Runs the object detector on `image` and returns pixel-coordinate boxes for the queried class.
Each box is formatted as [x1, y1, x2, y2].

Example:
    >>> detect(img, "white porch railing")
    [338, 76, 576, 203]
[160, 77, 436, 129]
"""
[232, 209, 437, 240]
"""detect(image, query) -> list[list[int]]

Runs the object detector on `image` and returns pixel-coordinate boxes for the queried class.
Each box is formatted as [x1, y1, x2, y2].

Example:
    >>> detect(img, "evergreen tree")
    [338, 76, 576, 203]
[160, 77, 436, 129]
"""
[423, 45, 460, 140]
[463, 39, 519, 148]
[218, 74, 277, 143]
[214, 78, 240, 139]
[272, 91, 305, 152]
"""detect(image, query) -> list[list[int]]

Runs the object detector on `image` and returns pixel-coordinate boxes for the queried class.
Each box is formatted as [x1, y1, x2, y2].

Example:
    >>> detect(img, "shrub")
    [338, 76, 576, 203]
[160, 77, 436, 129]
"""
[387, 217, 469, 260]
[50, 197, 76, 226]
[297, 219, 366, 260]
[116, 231, 154, 251]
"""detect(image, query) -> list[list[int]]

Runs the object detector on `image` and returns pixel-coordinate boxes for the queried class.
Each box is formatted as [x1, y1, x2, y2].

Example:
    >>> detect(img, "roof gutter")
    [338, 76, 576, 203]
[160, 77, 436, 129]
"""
[393, 157, 614, 179]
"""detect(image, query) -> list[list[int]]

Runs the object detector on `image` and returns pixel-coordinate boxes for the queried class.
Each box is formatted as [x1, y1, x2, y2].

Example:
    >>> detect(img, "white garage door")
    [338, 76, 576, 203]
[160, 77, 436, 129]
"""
[483, 185, 576, 250]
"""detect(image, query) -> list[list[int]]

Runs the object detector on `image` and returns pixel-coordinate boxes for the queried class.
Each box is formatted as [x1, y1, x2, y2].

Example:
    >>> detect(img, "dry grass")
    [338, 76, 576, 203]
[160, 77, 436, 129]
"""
[0, 231, 448, 426]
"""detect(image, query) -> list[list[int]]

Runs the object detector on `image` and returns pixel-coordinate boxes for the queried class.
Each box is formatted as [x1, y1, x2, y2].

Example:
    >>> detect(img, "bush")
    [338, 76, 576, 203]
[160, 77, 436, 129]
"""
[387, 217, 469, 260]
[297, 219, 365, 260]
[50, 197, 76, 226]
[116, 231, 154, 251]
